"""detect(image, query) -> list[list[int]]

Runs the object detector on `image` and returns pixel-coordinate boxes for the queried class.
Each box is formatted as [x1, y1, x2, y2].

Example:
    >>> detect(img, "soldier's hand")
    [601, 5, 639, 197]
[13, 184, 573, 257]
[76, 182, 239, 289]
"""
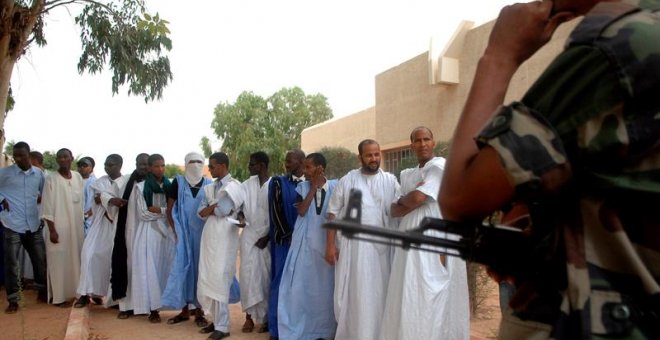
[485, 1, 574, 67]
[148, 206, 161, 214]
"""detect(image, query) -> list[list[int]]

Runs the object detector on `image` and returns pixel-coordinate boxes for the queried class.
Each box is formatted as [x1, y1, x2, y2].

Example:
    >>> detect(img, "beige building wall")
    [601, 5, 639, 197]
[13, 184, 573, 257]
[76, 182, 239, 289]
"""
[301, 18, 580, 169]
[301, 107, 376, 154]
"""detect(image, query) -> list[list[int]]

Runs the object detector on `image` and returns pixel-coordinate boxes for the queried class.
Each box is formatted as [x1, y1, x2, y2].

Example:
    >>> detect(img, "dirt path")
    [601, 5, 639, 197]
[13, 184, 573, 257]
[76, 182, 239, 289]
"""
[89, 303, 268, 340]
[89, 280, 503, 340]
[0, 288, 70, 340]
[0, 278, 503, 340]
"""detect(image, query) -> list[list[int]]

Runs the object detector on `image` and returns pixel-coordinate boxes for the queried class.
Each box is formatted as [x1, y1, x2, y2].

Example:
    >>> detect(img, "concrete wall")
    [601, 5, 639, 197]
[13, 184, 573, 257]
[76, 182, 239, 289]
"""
[301, 107, 376, 154]
[301, 18, 580, 157]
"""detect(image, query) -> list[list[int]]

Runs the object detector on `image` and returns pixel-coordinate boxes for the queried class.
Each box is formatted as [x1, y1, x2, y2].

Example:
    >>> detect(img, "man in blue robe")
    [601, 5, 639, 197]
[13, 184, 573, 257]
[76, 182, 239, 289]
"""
[162, 152, 213, 327]
[278, 153, 337, 340]
[267, 149, 305, 340]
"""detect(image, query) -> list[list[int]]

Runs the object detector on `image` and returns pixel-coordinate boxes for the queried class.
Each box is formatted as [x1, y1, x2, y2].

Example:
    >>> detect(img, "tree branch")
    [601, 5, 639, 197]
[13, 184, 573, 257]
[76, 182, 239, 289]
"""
[48, 0, 117, 16]
[43, 0, 78, 13]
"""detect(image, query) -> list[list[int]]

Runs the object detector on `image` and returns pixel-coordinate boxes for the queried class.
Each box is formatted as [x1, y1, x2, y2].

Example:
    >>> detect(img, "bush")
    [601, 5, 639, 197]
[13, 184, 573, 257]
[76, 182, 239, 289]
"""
[317, 146, 359, 180]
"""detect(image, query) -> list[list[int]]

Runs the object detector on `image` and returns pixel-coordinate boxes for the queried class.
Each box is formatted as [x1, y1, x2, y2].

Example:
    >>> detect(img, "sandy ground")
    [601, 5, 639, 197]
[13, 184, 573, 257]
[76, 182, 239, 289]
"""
[0, 288, 70, 340]
[88, 279, 503, 340]
[0, 277, 504, 340]
[469, 278, 502, 339]
[89, 303, 268, 340]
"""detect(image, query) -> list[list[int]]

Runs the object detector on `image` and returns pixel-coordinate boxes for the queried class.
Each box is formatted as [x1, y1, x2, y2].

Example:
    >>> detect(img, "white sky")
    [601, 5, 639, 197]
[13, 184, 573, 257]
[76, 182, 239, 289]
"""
[7, 0, 513, 173]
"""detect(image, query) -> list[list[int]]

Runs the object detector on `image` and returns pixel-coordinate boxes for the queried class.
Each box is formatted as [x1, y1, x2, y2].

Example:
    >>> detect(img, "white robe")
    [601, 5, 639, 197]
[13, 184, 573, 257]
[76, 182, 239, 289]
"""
[239, 176, 271, 321]
[41, 171, 85, 304]
[380, 157, 470, 340]
[105, 173, 137, 310]
[77, 175, 126, 297]
[129, 181, 175, 314]
[327, 169, 400, 340]
[197, 177, 245, 314]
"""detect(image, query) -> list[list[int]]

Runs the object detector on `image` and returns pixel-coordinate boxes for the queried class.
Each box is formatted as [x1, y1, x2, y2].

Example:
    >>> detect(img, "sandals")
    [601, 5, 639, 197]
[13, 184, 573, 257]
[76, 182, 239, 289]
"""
[5, 302, 18, 314]
[242, 318, 255, 333]
[54, 301, 72, 308]
[257, 322, 269, 333]
[195, 315, 209, 328]
[199, 324, 215, 334]
[149, 311, 161, 323]
[117, 310, 133, 319]
[74, 296, 90, 308]
[167, 314, 190, 324]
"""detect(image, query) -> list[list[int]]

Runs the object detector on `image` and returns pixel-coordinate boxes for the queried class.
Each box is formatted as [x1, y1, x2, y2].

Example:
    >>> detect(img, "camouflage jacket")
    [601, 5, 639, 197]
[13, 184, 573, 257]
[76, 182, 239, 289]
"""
[476, 0, 660, 338]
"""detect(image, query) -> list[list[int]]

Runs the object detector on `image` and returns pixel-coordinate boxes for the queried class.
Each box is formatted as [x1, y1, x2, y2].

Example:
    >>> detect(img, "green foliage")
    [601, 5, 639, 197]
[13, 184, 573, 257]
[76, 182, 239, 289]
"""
[392, 155, 418, 181]
[199, 136, 212, 158]
[317, 146, 358, 180]
[211, 87, 333, 180]
[5, 85, 14, 113]
[4, 140, 15, 155]
[434, 140, 451, 158]
[74, 0, 173, 102]
[42, 151, 58, 171]
[164, 163, 183, 178]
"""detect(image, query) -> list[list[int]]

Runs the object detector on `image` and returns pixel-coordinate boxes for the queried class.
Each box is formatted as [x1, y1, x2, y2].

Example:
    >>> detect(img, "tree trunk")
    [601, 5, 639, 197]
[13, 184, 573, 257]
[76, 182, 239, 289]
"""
[0, 57, 14, 166]
[0, 0, 45, 166]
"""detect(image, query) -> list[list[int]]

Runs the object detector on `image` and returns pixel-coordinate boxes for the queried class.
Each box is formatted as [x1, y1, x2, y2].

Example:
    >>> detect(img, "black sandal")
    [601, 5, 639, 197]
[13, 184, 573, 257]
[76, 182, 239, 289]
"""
[195, 315, 209, 327]
[117, 310, 133, 319]
[148, 311, 161, 323]
[74, 296, 90, 308]
[167, 314, 190, 324]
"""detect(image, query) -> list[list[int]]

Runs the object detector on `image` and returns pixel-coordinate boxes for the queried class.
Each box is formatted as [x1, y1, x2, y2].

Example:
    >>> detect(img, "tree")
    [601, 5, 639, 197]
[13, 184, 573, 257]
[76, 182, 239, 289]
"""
[209, 87, 333, 180]
[42, 150, 57, 170]
[199, 136, 212, 159]
[3, 139, 14, 155]
[164, 163, 183, 178]
[0, 0, 173, 159]
[434, 140, 450, 158]
[317, 146, 358, 180]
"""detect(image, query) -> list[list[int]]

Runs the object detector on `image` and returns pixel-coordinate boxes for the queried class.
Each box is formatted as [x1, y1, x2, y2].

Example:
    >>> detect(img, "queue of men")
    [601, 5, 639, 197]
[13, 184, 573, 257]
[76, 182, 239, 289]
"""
[2, 1, 658, 339]
[0, 129, 469, 340]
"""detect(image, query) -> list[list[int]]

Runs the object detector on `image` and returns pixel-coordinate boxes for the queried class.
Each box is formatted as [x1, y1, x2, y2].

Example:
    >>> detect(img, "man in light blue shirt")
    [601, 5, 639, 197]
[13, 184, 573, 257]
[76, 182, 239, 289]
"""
[0, 141, 47, 313]
[77, 157, 96, 236]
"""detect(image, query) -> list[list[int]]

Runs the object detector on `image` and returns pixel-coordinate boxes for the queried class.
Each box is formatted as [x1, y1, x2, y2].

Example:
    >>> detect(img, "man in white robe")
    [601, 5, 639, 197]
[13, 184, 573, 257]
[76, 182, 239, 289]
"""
[75, 154, 126, 307]
[108, 153, 149, 318]
[129, 154, 176, 322]
[41, 148, 84, 306]
[326, 139, 400, 340]
[381, 127, 469, 340]
[238, 151, 271, 333]
[197, 152, 245, 340]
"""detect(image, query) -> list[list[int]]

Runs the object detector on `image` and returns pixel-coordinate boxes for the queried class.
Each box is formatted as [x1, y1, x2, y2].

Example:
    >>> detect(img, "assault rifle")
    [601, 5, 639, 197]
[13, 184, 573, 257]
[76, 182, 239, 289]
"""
[323, 189, 547, 276]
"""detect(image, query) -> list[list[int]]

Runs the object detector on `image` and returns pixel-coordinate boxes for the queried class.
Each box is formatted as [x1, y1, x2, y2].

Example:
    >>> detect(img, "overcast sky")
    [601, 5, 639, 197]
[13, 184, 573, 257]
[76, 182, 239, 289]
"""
[7, 0, 513, 173]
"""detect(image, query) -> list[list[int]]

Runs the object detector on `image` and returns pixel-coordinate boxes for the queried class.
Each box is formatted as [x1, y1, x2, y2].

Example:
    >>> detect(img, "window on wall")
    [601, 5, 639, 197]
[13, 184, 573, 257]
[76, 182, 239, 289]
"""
[383, 147, 413, 173]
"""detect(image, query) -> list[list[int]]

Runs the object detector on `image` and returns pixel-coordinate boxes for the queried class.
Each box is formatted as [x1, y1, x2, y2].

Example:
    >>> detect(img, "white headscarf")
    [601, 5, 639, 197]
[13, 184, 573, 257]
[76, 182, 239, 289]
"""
[184, 152, 205, 186]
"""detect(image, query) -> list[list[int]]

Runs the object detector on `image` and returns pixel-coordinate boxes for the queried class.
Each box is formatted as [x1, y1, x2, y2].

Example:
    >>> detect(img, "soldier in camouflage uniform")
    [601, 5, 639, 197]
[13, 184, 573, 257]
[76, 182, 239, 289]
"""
[440, 0, 660, 338]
